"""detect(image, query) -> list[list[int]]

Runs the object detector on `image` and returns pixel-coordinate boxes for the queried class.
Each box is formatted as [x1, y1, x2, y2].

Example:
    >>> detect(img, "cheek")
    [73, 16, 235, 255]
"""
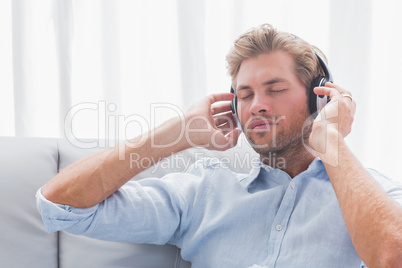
[279, 100, 310, 125]
[237, 102, 250, 124]
[288, 92, 309, 114]
[286, 103, 311, 127]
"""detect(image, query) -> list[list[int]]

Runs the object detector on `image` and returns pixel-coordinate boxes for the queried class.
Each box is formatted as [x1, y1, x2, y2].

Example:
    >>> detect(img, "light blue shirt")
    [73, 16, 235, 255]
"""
[37, 158, 402, 268]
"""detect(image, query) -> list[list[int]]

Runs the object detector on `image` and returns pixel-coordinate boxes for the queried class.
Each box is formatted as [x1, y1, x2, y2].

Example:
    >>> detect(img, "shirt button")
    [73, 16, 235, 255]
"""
[290, 182, 295, 189]
[275, 224, 283, 231]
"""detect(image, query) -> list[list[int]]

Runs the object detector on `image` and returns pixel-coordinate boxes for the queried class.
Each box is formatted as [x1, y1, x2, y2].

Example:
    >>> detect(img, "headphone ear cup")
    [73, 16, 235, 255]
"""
[230, 86, 237, 114]
[309, 76, 323, 115]
[231, 95, 237, 114]
[230, 87, 242, 131]
[310, 52, 333, 115]
[309, 75, 332, 116]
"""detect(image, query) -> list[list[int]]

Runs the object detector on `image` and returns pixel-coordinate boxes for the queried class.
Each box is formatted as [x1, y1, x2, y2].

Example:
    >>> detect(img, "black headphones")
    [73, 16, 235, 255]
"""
[230, 51, 333, 127]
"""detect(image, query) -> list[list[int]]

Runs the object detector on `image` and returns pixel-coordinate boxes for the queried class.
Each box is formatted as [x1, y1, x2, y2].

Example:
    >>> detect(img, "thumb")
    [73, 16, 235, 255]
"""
[220, 128, 242, 151]
[229, 128, 242, 145]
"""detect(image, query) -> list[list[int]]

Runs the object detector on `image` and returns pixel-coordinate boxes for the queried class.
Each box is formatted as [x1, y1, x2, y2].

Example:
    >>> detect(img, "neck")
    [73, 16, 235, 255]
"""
[260, 139, 315, 178]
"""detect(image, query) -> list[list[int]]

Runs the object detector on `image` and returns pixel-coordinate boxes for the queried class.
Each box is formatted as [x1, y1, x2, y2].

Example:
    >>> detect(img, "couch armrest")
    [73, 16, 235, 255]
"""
[0, 137, 59, 268]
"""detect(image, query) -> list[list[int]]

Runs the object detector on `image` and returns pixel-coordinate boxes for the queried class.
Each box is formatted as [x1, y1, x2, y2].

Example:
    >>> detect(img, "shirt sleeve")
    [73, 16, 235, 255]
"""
[368, 168, 402, 206]
[36, 170, 206, 245]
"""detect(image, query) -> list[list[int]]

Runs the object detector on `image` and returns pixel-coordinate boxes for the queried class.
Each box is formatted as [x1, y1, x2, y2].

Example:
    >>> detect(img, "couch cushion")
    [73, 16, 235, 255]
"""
[59, 232, 186, 268]
[0, 137, 59, 268]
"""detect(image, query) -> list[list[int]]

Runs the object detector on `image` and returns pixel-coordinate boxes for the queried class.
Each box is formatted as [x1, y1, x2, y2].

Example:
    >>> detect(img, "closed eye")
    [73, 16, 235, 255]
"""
[238, 93, 253, 101]
[269, 88, 287, 94]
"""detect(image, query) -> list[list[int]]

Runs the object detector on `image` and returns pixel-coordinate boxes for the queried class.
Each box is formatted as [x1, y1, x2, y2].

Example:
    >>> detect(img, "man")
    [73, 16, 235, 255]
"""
[37, 24, 402, 267]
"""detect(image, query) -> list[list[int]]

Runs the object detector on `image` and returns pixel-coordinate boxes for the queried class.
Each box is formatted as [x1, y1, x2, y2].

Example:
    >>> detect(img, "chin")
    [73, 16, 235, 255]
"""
[245, 133, 275, 153]
[245, 129, 305, 156]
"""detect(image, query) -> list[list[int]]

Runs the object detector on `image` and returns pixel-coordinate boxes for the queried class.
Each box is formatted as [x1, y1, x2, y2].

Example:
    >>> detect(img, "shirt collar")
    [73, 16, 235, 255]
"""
[239, 157, 325, 188]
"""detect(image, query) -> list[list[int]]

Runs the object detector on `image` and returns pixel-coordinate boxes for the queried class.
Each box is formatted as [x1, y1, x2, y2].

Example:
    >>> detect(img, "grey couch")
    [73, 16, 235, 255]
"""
[0, 136, 257, 267]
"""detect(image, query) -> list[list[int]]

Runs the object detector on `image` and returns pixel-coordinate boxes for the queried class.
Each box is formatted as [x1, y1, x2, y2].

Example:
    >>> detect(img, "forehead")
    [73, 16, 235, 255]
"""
[235, 52, 298, 89]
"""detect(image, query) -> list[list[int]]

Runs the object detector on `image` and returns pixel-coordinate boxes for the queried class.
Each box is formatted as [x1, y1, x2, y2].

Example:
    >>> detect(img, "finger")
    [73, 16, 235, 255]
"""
[323, 82, 351, 96]
[217, 120, 236, 133]
[213, 128, 241, 151]
[206, 93, 235, 105]
[324, 82, 341, 89]
[211, 102, 232, 115]
[313, 86, 342, 99]
[316, 84, 354, 105]
[218, 124, 232, 135]
[225, 128, 242, 147]
[214, 112, 235, 127]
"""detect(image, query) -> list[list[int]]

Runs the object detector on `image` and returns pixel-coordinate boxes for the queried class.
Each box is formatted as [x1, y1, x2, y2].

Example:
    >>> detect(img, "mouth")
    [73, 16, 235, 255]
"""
[248, 118, 278, 131]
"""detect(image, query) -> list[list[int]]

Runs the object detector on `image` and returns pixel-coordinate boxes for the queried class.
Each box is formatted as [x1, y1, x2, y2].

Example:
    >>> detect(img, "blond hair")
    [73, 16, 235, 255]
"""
[226, 24, 327, 91]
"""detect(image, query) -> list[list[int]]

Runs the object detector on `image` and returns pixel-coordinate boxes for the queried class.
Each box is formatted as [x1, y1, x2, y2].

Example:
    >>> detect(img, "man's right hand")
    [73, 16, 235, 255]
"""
[183, 93, 242, 151]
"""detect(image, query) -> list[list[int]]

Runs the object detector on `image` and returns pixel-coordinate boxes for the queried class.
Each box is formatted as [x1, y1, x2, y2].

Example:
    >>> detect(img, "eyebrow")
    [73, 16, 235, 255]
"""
[237, 78, 288, 91]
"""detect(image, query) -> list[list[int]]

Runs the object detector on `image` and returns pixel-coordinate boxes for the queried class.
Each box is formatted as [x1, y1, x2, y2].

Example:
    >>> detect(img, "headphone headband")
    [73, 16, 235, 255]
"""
[315, 52, 333, 85]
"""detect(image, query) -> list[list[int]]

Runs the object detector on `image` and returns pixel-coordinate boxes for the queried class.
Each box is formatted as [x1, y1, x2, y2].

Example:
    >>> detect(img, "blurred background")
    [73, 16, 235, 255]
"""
[0, 0, 401, 181]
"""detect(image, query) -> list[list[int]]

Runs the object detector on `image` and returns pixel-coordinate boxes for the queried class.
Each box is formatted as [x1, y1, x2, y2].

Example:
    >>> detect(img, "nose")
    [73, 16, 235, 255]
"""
[249, 94, 271, 115]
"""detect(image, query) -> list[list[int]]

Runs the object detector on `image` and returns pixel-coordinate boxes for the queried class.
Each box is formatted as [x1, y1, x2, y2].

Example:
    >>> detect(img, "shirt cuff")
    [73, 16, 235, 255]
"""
[36, 188, 99, 233]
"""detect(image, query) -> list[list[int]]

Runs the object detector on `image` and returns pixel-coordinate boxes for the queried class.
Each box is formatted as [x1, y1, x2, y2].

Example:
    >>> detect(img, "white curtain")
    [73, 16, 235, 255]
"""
[0, 0, 401, 181]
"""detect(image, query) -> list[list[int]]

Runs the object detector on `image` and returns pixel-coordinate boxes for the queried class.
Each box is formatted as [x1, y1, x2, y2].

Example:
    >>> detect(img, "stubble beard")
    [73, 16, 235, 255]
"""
[244, 110, 313, 166]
